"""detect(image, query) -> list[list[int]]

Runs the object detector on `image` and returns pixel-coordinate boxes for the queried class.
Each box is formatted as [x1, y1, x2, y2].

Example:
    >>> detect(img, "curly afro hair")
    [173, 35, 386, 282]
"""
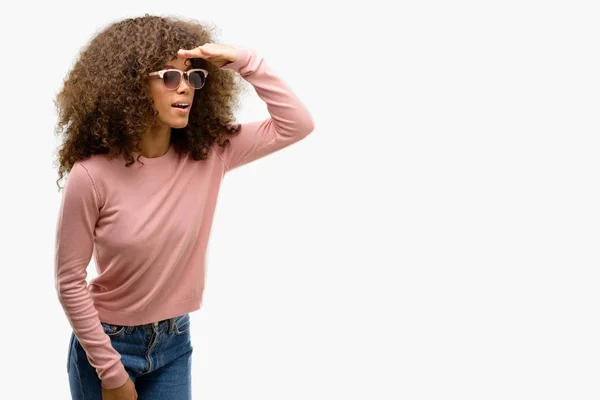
[53, 14, 244, 190]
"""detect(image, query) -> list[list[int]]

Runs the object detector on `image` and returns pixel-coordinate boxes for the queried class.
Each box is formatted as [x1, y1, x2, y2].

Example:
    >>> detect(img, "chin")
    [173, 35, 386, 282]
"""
[170, 119, 190, 129]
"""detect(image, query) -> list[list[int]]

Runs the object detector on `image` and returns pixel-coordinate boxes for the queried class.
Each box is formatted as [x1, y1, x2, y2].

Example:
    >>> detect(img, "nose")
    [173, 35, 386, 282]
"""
[177, 75, 192, 93]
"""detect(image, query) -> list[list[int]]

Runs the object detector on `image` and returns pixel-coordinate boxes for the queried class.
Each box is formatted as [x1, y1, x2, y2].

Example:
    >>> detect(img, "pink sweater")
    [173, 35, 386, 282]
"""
[54, 45, 314, 389]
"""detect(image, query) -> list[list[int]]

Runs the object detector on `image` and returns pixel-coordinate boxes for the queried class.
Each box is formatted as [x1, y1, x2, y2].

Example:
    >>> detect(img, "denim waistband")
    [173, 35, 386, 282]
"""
[102, 314, 186, 335]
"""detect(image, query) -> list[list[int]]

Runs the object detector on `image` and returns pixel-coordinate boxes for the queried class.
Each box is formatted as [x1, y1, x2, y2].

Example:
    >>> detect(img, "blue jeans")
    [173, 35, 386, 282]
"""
[67, 313, 193, 399]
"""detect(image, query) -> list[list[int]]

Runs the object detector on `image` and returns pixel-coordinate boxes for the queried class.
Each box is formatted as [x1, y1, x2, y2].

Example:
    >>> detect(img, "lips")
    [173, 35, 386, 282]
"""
[171, 102, 190, 115]
[172, 106, 190, 115]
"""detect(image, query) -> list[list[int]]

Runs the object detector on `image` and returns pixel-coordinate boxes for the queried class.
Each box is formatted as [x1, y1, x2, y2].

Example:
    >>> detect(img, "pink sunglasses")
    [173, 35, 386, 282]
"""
[148, 68, 208, 90]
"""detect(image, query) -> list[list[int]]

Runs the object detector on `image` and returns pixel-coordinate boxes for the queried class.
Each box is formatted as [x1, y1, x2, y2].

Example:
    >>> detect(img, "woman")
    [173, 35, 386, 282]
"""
[54, 14, 314, 400]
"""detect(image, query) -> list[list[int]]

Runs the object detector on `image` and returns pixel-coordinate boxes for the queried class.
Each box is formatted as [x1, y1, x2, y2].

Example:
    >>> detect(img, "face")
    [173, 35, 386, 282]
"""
[147, 56, 196, 130]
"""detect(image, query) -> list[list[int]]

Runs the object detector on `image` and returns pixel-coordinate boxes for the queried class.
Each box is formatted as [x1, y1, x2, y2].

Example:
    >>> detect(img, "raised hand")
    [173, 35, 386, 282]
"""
[177, 43, 238, 68]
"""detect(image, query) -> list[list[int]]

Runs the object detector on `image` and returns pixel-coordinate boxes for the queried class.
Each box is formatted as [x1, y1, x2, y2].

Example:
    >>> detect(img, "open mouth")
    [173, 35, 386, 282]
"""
[172, 103, 190, 113]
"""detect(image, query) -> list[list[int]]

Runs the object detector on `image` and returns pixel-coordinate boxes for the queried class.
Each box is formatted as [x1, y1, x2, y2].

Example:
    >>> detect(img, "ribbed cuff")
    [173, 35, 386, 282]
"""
[100, 362, 129, 389]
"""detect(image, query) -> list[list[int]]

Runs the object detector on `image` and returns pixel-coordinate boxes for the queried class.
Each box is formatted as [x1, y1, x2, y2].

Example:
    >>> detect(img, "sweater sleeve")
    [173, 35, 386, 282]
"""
[215, 45, 315, 172]
[54, 162, 129, 389]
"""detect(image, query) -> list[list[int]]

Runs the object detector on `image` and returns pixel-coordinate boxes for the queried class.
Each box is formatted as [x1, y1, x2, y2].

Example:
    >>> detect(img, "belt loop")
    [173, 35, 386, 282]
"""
[168, 317, 175, 334]
[125, 325, 134, 334]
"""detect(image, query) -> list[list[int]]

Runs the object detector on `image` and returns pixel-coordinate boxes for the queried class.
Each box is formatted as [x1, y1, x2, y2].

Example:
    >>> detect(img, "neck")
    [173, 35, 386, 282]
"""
[140, 124, 171, 158]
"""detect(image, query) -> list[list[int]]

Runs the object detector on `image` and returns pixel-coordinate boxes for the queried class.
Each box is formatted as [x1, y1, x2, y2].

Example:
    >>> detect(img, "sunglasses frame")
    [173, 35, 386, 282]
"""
[148, 68, 209, 90]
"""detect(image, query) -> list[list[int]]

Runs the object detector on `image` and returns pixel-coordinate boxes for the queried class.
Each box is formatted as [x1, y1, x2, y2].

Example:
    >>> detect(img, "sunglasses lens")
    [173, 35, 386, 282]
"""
[163, 71, 181, 89]
[188, 71, 206, 89]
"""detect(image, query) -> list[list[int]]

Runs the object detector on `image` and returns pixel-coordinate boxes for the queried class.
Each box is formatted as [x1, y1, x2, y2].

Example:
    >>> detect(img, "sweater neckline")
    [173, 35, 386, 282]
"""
[133, 143, 176, 165]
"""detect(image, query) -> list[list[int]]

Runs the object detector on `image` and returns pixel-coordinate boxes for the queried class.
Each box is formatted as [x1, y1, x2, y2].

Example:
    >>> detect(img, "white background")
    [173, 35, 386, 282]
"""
[0, 0, 599, 399]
